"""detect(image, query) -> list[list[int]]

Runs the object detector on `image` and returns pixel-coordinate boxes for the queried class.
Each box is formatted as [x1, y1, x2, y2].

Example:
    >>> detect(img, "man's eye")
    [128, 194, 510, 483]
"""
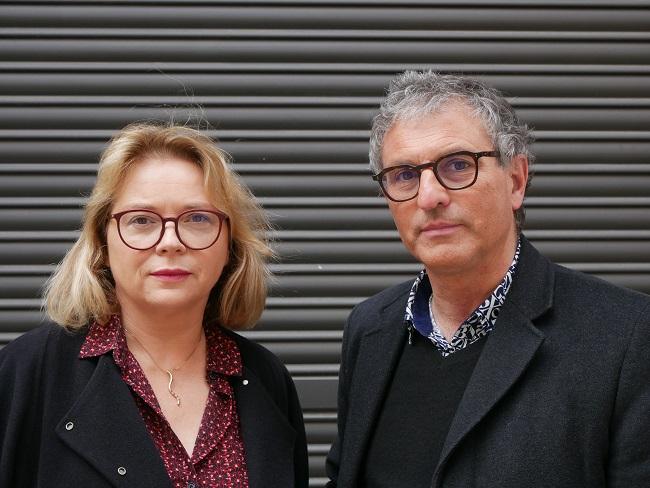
[445, 158, 471, 171]
[393, 168, 418, 182]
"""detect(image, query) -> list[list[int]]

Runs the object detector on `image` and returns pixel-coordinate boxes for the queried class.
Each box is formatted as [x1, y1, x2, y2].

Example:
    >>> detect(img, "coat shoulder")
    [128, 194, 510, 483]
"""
[552, 262, 650, 319]
[350, 280, 412, 320]
[0, 322, 83, 370]
[225, 329, 298, 405]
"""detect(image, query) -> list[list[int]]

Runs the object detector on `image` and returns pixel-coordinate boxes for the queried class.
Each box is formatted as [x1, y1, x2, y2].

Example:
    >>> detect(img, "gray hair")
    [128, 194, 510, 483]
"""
[369, 71, 534, 232]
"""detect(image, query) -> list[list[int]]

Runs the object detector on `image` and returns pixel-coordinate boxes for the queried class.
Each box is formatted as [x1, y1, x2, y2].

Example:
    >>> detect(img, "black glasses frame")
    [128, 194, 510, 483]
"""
[111, 209, 229, 251]
[372, 150, 500, 202]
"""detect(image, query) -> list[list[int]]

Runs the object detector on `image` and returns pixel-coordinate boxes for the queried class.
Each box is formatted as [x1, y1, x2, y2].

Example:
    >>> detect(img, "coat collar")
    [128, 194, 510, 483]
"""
[55, 355, 171, 488]
[339, 288, 409, 485]
[432, 235, 554, 485]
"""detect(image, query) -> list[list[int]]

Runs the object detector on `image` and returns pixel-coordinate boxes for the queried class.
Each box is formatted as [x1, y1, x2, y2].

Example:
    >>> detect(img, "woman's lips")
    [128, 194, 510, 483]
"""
[150, 269, 191, 282]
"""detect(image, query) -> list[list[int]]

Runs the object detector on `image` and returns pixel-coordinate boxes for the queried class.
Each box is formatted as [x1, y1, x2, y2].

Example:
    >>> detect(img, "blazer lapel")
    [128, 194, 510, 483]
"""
[55, 355, 171, 488]
[340, 294, 408, 485]
[235, 367, 297, 488]
[433, 237, 554, 485]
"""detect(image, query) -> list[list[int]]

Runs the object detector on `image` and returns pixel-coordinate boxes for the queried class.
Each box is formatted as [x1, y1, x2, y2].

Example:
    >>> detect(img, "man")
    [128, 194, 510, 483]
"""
[325, 71, 650, 487]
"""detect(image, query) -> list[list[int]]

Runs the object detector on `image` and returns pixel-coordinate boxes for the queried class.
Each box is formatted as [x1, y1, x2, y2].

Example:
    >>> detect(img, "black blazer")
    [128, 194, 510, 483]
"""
[326, 237, 650, 488]
[0, 323, 308, 488]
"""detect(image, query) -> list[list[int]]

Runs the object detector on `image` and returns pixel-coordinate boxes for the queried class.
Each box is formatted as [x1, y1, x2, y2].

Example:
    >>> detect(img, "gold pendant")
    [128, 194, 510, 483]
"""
[166, 370, 182, 407]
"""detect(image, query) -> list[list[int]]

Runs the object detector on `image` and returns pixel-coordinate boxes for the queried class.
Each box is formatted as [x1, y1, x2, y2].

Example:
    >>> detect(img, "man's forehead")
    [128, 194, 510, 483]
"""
[381, 103, 490, 163]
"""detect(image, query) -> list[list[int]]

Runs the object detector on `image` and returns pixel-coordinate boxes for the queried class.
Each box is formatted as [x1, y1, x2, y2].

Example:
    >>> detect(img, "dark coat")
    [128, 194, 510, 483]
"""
[326, 237, 650, 488]
[0, 323, 308, 488]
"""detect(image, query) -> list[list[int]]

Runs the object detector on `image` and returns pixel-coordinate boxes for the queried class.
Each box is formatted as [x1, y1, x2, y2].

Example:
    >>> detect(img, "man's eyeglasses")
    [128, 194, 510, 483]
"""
[111, 209, 229, 250]
[372, 150, 500, 202]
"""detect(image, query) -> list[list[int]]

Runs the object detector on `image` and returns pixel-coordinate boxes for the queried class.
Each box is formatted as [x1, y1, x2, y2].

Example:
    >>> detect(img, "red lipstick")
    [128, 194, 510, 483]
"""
[150, 268, 191, 282]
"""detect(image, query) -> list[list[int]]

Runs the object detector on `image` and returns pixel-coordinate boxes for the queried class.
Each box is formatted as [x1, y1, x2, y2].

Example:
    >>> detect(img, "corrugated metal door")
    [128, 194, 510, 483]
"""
[1, 1, 649, 485]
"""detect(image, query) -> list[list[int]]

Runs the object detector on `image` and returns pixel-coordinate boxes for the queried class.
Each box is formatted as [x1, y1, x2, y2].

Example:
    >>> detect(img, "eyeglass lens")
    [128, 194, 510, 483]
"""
[117, 210, 222, 250]
[381, 152, 478, 201]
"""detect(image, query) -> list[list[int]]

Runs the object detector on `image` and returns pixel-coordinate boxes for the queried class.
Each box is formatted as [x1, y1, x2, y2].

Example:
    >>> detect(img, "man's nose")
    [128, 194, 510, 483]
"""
[416, 168, 451, 209]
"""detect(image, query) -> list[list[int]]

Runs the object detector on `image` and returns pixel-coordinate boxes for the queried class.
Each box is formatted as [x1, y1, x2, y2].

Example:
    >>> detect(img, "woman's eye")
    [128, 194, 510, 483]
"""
[183, 212, 212, 224]
[128, 215, 156, 226]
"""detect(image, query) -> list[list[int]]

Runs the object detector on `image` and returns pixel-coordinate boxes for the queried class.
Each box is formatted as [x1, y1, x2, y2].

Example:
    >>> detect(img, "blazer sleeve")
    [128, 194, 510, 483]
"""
[0, 326, 51, 487]
[607, 301, 650, 487]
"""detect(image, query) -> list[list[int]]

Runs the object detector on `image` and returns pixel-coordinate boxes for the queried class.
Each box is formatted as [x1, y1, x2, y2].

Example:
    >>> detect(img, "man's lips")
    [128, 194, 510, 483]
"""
[419, 222, 460, 236]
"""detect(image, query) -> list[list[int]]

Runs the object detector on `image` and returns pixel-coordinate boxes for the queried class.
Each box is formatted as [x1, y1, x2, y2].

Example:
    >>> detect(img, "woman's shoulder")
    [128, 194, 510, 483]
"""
[226, 329, 288, 373]
[0, 322, 85, 369]
[222, 328, 296, 395]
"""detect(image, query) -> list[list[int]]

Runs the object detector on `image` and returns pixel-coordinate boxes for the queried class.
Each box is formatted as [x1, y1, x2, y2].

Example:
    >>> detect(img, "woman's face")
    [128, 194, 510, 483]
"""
[105, 156, 229, 317]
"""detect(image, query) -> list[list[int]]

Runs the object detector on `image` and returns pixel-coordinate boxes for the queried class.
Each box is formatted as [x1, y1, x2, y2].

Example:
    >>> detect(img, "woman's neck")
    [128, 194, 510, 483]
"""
[119, 305, 205, 362]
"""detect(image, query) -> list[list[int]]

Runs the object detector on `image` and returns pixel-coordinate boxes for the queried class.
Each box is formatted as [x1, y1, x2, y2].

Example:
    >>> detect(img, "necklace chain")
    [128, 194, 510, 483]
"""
[124, 328, 204, 407]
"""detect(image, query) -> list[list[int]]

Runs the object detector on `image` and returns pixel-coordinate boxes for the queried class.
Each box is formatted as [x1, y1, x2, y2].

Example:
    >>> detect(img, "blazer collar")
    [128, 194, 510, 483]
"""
[235, 366, 298, 488]
[433, 235, 554, 485]
[56, 355, 171, 488]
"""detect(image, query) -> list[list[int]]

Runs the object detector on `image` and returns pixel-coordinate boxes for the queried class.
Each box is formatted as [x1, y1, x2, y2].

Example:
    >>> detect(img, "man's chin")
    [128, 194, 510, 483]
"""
[414, 244, 472, 274]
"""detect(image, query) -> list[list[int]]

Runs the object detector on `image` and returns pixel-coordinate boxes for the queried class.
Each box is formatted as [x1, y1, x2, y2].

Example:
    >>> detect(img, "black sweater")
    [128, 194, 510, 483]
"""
[361, 333, 485, 487]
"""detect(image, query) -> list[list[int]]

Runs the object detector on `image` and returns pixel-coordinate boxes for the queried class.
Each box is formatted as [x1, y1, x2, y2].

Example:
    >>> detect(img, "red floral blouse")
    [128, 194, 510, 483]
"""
[80, 315, 249, 488]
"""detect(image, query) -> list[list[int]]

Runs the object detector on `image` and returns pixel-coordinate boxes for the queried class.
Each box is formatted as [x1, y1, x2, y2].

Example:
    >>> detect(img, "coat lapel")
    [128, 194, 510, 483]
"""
[433, 237, 554, 485]
[235, 366, 297, 488]
[340, 293, 408, 485]
[55, 355, 171, 488]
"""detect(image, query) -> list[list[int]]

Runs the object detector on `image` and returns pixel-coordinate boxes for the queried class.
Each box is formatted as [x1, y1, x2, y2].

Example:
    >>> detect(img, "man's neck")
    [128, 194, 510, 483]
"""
[426, 237, 519, 341]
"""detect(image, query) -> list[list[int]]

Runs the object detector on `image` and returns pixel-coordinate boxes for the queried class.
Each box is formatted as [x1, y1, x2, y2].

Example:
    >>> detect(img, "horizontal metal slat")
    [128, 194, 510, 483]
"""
[4, 62, 650, 74]
[2, 4, 650, 31]
[4, 28, 650, 41]
[2, 72, 650, 97]
[2, 39, 650, 64]
[4, 106, 650, 131]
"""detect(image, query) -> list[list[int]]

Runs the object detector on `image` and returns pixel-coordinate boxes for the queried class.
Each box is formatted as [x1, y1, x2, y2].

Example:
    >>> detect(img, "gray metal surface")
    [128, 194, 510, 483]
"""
[1, 1, 649, 485]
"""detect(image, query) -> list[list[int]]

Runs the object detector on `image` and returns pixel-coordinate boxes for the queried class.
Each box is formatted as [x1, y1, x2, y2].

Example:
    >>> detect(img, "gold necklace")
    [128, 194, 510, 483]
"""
[125, 328, 204, 407]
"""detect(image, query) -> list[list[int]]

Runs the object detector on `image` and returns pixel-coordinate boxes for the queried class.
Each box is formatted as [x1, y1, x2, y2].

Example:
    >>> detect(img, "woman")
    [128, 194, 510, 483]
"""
[0, 123, 308, 488]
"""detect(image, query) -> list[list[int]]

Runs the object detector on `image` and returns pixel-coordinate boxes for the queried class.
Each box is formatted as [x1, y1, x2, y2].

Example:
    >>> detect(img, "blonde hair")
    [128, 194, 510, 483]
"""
[44, 123, 273, 330]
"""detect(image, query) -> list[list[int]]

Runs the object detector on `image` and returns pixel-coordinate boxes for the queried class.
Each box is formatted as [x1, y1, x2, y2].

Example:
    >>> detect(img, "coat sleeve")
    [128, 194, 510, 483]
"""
[607, 301, 650, 487]
[284, 364, 309, 488]
[0, 326, 50, 487]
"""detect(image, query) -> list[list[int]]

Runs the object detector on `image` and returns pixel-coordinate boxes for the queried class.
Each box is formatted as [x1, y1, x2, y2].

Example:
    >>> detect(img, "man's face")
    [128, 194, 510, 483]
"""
[380, 102, 527, 277]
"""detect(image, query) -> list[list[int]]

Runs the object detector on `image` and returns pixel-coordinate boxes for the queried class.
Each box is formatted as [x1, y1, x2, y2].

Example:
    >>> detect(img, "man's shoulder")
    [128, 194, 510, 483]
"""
[551, 261, 650, 314]
[347, 279, 413, 325]
[518, 236, 650, 316]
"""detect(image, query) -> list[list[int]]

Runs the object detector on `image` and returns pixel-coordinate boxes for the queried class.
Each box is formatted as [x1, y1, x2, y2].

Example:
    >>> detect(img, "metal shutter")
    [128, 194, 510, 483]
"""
[1, 1, 649, 485]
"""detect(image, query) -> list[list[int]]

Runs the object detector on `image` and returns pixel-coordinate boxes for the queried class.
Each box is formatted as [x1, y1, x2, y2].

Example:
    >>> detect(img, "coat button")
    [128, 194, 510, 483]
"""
[242, 379, 249, 386]
[65, 421, 74, 431]
[117, 466, 127, 476]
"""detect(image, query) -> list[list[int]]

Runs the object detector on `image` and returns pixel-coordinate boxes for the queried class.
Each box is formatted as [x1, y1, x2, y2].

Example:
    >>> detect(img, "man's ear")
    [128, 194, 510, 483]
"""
[509, 154, 529, 211]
